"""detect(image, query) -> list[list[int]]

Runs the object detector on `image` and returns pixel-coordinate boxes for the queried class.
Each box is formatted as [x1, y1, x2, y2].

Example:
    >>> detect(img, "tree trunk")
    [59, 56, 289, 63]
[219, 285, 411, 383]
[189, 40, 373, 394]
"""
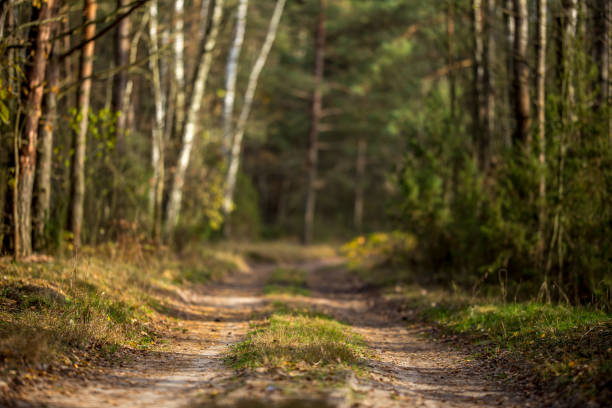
[471, 0, 485, 166]
[112, 0, 130, 151]
[222, 0, 286, 218]
[504, 0, 515, 147]
[173, 0, 186, 138]
[165, 0, 224, 235]
[354, 137, 366, 232]
[592, 0, 610, 122]
[33, 39, 59, 251]
[536, 0, 548, 295]
[148, 0, 165, 242]
[512, 0, 531, 147]
[17, 0, 55, 258]
[68, 0, 97, 249]
[303, 0, 326, 245]
[482, 0, 495, 169]
[447, 0, 456, 121]
[222, 0, 248, 163]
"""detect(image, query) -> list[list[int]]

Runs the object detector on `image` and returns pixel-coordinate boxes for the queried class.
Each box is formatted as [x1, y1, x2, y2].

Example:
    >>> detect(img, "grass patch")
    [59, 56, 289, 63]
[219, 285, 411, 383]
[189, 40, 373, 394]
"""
[226, 305, 365, 370]
[264, 267, 310, 296]
[393, 285, 612, 405]
[217, 242, 337, 264]
[0, 244, 244, 371]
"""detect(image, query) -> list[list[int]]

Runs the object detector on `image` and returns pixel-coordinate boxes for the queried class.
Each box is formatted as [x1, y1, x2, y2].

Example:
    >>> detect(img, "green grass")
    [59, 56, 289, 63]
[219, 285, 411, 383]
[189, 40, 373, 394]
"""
[393, 286, 612, 404]
[0, 244, 244, 370]
[226, 306, 366, 370]
[216, 241, 337, 264]
[264, 267, 310, 296]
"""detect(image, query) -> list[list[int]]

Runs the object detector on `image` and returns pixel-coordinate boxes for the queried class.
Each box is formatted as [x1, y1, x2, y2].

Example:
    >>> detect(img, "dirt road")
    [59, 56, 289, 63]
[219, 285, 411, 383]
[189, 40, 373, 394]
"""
[15, 260, 528, 408]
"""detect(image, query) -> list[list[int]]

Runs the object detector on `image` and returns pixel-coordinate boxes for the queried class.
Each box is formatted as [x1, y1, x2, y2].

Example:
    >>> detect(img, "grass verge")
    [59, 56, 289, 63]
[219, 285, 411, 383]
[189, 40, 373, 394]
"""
[264, 267, 310, 296]
[390, 286, 611, 405]
[0, 243, 243, 373]
[217, 242, 337, 264]
[226, 304, 365, 371]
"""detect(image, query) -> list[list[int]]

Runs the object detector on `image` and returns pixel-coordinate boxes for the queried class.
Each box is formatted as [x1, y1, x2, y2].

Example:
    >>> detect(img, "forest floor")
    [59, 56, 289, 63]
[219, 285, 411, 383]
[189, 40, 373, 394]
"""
[1, 248, 544, 408]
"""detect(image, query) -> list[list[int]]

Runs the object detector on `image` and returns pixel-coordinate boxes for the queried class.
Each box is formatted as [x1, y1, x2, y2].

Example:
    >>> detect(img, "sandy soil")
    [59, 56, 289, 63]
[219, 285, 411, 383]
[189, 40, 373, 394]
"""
[9, 260, 530, 408]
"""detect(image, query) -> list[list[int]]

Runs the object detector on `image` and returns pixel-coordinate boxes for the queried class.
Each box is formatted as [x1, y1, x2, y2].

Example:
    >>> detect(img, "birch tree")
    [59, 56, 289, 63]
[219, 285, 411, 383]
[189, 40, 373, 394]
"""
[222, 0, 248, 160]
[148, 0, 165, 241]
[165, 0, 224, 235]
[222, 0, 286, 217]
[173, 0, 186, 137]
[68, 0, 97, 249]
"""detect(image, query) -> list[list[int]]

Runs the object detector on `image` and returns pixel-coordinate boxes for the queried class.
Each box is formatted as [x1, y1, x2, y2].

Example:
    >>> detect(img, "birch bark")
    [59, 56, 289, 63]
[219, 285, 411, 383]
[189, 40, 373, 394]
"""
[222, 0, 286, 217]
[165, 0, 225, 234]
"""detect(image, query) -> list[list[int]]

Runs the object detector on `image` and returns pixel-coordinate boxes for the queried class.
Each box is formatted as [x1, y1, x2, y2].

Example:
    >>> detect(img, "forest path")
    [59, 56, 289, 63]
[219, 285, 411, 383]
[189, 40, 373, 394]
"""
[19, 258, 527, 408]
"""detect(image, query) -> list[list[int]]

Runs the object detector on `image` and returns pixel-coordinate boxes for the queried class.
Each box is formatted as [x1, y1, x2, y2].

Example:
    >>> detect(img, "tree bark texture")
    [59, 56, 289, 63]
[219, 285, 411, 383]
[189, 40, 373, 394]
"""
[17, 0, 55, 257]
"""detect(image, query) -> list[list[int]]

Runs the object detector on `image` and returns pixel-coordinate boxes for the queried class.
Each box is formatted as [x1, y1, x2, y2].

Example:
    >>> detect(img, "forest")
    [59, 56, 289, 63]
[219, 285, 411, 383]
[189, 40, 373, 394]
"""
[0, 0, 611, 407]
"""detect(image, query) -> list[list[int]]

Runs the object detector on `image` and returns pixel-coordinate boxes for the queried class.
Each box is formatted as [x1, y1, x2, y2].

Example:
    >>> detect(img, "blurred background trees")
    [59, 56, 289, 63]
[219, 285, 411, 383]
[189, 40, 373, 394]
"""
[0, 0, 610, 307]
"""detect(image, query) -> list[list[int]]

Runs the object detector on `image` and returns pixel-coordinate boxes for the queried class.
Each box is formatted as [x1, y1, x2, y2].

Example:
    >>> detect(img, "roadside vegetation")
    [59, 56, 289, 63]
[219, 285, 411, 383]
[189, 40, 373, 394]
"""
[219, 242, 337, 265]
[343, 232, 612, 406]
[0, 244, 243, 373]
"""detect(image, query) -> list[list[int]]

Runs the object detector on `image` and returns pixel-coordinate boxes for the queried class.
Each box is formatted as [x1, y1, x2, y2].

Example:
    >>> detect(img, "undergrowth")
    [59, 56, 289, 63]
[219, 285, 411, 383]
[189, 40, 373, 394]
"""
[0, 243, 242, 371]
[390, 285, 612, 405]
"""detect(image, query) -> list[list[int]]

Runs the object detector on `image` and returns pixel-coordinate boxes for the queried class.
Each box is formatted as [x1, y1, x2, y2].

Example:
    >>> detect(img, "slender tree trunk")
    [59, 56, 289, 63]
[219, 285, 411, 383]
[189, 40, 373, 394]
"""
[548, 0, 578, 296]
[222, 0, 286, 217]
[17, 0, 55, 258]
[62, 6, 76, 112]
[471, 0, 484, 147]
[112, 0, 130, 151]
[222, 0, 248, 162]
[173, 0, 186, 138]
[447, 0, 456, 121]
[165, 0, 224, 235]
[148, 0, 165, 242]
[482, 0, 495, 169]
[512, 0, 531, 147]
[33, 38, 59, 251]
[536, 0, 548, 299]
[354, 137, 366, 232]
[593, 0, 610, 121]
[303, 0, 326, 245]
[504, 0, 515, 147]
[68, 0, 97, 249]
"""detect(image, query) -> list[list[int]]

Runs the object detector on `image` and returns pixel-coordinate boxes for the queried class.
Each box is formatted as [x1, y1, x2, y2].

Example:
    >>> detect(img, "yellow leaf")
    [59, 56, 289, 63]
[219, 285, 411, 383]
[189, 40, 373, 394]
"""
[568, 361, 576, 368]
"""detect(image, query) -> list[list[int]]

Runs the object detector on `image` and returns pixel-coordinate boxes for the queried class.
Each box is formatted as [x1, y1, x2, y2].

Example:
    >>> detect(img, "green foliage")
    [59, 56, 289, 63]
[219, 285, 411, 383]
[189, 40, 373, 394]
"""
[225, 172, 262, 240]
[396, 285, 612, 404]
